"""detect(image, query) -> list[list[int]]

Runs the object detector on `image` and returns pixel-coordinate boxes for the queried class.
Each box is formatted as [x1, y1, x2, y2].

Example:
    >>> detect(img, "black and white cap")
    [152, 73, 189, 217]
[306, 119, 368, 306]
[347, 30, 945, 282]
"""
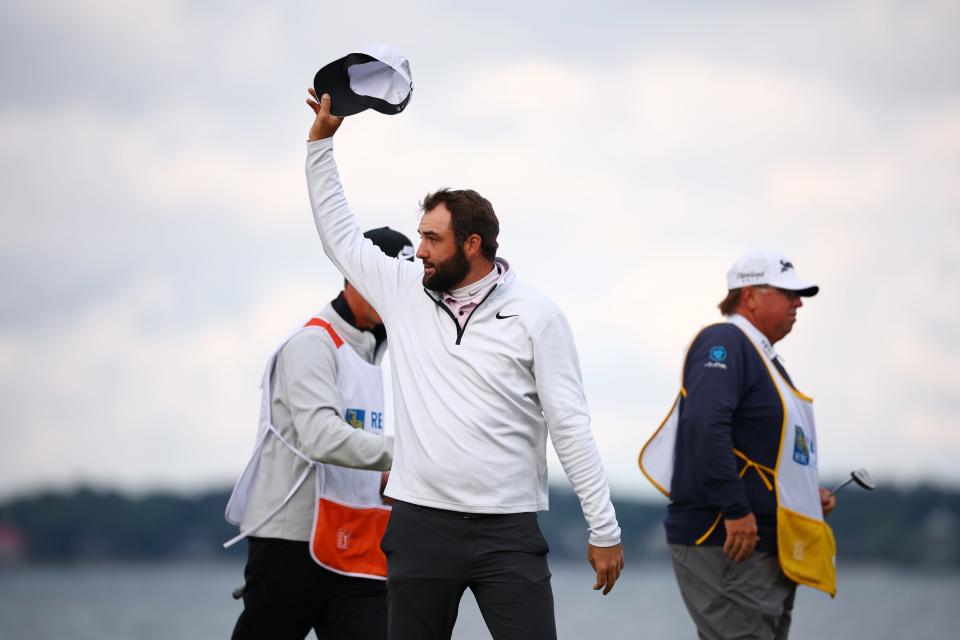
[726, 251, 819, 296]
[313, 44, 413, 117]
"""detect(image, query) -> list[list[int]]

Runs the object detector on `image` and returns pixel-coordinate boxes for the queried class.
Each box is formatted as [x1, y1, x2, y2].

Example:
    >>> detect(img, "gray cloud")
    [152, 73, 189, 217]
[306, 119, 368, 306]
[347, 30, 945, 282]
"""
[1, 0, 958, 496]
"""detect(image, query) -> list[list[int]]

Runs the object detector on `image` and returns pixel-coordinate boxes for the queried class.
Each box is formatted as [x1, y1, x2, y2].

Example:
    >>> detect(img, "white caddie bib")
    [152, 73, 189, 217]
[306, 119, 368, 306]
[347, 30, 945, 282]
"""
[639, 315, 836, 595]
[223, 316, 390, 580]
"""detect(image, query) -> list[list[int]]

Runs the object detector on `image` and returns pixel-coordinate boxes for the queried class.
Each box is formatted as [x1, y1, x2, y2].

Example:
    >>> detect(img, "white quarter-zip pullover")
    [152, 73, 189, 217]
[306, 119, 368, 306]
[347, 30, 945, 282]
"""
[306, 138, 620, 546]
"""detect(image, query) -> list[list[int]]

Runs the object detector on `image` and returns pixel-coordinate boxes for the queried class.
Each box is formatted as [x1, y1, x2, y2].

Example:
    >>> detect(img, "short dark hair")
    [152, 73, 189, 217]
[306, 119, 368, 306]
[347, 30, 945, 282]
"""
[718, 289, 741, 316]
[420, 188, 499, 261]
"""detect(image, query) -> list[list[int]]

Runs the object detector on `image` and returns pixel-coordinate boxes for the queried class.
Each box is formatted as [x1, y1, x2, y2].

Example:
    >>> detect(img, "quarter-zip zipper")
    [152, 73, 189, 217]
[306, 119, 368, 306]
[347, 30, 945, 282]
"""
[424, 285, 499, 345]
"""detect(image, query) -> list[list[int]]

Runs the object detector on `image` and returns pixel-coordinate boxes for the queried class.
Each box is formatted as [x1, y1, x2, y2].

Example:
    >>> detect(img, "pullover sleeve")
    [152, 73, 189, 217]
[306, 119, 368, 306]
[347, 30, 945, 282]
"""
[305, 138, 421, 317]
[533, 311, 621, 546]
[680, 328, 751, 519]
[276, 331, 393, 471]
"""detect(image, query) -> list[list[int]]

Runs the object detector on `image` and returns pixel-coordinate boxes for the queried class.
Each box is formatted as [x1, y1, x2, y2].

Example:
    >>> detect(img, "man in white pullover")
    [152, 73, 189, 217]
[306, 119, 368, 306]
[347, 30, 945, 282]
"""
[304, 90, 624, 640]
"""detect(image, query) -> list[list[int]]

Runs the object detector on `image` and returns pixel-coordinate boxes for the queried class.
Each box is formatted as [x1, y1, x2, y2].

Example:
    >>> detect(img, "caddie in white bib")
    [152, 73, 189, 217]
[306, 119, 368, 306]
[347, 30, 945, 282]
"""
[224, 315, 392, 579]
[639, 251, 836, 640]
[223, 226, 414, 640]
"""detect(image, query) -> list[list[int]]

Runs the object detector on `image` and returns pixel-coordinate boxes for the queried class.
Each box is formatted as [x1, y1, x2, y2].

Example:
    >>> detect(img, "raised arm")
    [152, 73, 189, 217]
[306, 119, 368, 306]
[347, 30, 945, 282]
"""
[533, 310, 624, 594]
[304, 91, 421, 317]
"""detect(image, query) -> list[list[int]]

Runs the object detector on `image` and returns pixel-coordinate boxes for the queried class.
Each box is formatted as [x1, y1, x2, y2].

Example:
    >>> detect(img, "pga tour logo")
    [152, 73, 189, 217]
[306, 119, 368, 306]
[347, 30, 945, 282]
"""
[336, 528, 352, 550]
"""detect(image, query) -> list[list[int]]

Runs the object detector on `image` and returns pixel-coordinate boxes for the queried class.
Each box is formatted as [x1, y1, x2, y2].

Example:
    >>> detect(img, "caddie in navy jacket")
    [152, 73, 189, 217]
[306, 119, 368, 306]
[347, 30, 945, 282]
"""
[665, 322, 798, 554]
[660, 250, 837, 640]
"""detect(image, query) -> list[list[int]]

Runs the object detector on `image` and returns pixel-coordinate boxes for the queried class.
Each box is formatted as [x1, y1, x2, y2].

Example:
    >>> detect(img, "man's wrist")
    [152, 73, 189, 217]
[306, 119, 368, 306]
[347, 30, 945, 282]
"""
[724, 505, 752, 520]
[307, 137, 335, 149]
[588, 535, 622, 547]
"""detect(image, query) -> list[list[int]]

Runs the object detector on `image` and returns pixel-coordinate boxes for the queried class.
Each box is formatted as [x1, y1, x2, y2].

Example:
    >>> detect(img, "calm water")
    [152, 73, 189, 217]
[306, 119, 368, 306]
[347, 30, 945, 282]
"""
[1, 561, 958, 639]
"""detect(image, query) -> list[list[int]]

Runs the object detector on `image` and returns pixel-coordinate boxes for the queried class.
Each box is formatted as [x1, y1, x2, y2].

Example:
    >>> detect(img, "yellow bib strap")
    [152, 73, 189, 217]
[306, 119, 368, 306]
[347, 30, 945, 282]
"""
[693, 449, 775, 545]
[695, 513, 723, 546]
[733, 448, 775, 492]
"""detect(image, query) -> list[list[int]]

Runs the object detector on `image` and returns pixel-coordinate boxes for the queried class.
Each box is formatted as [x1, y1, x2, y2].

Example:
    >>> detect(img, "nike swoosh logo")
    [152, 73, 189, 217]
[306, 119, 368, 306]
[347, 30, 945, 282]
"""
[496, 312, 518, 319]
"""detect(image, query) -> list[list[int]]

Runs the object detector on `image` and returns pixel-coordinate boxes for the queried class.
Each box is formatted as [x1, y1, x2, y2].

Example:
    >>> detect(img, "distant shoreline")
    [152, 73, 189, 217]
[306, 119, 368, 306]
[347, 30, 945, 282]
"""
[2, 485, 958, 567]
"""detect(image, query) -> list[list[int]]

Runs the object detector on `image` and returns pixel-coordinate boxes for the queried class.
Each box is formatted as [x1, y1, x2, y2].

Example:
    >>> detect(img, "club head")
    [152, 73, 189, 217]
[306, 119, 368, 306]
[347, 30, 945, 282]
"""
[850, 468, 876, 491]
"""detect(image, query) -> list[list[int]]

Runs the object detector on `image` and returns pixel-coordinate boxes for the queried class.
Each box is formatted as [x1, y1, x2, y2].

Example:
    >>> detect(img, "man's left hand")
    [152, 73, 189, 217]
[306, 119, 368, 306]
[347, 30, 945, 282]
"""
[819, 486, 836, 517]
[587, 543, 624, 595]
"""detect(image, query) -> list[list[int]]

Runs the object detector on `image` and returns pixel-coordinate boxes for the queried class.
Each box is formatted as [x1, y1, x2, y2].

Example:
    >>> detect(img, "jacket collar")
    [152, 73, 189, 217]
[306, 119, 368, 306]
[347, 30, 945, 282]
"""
[320, 300, 379, 364]
[423, 256, 516, 302]
[332, 291, 386, 352]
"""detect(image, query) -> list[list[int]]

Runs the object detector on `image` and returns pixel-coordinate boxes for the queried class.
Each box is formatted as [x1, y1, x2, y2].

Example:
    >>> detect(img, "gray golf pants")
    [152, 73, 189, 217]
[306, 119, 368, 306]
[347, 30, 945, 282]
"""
[670, 544, 797, 640]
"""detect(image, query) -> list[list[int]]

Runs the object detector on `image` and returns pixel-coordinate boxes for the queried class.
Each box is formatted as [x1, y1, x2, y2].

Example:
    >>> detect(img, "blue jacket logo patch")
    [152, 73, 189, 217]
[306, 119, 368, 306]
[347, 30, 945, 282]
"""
[709, 346, 727, 362]
[345, 408, 365, 430]
[793, 425, 811, 465]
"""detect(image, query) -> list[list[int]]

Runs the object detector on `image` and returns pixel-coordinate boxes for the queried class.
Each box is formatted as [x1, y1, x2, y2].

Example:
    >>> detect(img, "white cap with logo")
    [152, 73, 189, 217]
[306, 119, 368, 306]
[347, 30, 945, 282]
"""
[726, 251, 819, 296]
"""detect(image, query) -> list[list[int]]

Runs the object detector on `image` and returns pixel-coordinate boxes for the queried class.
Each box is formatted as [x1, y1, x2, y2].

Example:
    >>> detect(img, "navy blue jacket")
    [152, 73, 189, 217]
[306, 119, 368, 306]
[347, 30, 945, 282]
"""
[664, 322, 794, 554]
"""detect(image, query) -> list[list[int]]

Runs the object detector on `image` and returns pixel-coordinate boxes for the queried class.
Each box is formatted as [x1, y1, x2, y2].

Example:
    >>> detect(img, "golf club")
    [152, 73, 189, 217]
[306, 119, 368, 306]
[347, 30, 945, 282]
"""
[830, 468, 876, 497]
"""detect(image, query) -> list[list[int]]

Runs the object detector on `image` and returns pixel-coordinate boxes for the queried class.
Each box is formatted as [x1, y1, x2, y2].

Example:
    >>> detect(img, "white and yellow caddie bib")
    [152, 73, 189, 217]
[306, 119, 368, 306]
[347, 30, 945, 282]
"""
[224, 316, 391, 580]
[639, 314, 836, 595]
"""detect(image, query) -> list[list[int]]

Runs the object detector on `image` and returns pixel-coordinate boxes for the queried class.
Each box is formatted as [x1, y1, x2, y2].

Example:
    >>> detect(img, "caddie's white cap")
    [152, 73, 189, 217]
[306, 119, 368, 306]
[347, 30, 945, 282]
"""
[726, 251, 819, 296]
[313, 44, 413, 117]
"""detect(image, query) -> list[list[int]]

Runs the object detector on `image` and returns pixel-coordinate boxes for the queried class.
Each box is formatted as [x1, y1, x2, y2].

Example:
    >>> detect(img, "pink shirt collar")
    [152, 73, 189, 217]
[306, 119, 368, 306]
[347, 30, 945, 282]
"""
[442, 264, 504, 327]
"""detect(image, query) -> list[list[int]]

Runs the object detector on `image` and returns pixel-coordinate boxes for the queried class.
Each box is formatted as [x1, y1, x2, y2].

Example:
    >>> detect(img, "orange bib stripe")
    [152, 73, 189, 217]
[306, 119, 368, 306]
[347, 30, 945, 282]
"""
[304, 318, 344, 348]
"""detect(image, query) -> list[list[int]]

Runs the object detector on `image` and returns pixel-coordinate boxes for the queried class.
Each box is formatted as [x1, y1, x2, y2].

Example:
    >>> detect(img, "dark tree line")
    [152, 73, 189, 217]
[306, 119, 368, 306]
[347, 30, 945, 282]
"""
[1, 484, 957, 566]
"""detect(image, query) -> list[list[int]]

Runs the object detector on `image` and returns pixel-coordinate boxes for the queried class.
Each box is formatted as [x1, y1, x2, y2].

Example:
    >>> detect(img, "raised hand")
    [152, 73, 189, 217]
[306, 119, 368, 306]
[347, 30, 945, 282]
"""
[306, 88, 344, 141]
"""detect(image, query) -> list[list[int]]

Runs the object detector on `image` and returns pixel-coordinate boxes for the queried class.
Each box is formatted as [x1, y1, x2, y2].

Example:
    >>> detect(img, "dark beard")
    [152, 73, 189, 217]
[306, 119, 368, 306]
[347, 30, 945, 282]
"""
[422, 247, 470, 292]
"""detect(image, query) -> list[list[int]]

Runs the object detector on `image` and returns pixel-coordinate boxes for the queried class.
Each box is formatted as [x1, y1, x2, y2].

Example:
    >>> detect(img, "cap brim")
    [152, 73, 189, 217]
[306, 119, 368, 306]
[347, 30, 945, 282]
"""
[782, 283, 819, 297]
[313, 55, 373, 117]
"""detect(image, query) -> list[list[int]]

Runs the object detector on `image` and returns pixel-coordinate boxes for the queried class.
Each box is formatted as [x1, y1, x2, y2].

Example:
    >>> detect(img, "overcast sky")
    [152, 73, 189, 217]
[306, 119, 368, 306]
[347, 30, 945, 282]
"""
[1, 0, 958, 501]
